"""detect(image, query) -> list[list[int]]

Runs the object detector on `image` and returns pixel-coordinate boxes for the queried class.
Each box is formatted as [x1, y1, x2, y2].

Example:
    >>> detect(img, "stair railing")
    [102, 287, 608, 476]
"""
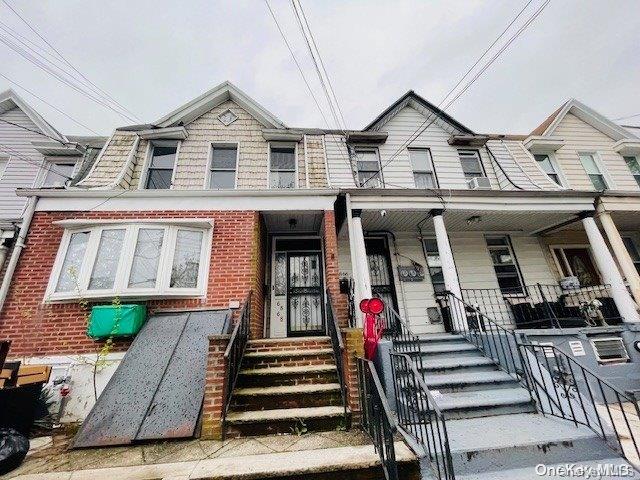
[391, 353, 455, 480]
[519, 342, 640, 465]
[384, 303, 424, 369]
[326, 289, 348, 418]
[222, 290, 252, 424]
[357, 357, 400, 480]
[443, 291, 521, 379]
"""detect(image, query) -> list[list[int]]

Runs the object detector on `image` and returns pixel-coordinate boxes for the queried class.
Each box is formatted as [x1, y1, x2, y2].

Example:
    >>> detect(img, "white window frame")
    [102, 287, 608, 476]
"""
[485, 235, 525, 294]
[38, 158, 79, 188]
[354, 146, 384, 188]
[267, 141, 298, 189]
[45, 221, 212, 302]
[578, 152, 614, 190]
[408, 147, 438, 189]
[204, 142, 239, 189]
[139, 140, 181, 190]
[533, 151, 566, 187]
[623, 155, 640, 188]
[458, 149, 487, 180]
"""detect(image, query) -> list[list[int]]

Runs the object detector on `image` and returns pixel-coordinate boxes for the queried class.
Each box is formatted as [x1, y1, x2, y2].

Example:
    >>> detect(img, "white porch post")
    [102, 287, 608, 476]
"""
[432, 210, 466, 330]
[350, 210, 372, 327]
[582, 215, 640, 323]
[597, 209, 640, 307]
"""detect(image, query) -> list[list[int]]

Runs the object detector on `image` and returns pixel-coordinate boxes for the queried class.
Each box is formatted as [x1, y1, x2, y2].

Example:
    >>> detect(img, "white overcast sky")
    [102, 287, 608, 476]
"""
[1, 0, 639, 136]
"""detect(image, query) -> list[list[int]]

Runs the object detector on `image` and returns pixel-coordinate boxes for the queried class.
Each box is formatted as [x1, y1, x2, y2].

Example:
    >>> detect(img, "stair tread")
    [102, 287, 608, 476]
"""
[226, 405, 346, 423]
[434, 387, 532, 411]
[244, 348, 333, 358]
[424, 370, 516, 388]
[420, 343, 478, 354]
[421, 356, 496, 370]
[239, 364, 336, 376]
[247, 336, 330, 345]
[233, 383, 341, 396]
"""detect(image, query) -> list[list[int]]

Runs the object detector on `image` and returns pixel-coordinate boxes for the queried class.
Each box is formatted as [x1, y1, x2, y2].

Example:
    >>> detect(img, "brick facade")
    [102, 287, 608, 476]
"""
[323, 210, 349, 328]
[200, 334, 229, 440]
[343, 328, 364, 425]
[1, 210, 261, 357]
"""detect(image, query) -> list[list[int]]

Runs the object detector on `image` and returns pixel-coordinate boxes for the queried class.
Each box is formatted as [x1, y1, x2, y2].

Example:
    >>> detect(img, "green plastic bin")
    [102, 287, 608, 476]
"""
[87, 304, 147, 339]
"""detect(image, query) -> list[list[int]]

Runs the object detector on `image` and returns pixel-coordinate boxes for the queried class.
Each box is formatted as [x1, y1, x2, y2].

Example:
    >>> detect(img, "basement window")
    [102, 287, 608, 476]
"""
[46, 222, 211, 301]
[591, 337, 630, 364]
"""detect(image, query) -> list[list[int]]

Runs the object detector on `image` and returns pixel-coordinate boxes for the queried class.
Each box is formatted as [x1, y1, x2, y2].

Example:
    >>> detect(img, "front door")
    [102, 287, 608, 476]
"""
[365, 237, 399, 330]
[269, 238, 325, 338]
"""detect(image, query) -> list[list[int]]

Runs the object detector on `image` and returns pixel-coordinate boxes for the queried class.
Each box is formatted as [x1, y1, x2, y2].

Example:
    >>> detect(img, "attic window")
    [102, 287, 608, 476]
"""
[218, 109, 238, 126]
[591, 338, 629, 364]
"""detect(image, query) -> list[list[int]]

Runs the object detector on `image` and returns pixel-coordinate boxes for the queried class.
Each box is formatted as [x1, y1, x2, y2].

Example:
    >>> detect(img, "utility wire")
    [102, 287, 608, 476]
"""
[0, 117, 69, 145]
[0, 142, 76, 181]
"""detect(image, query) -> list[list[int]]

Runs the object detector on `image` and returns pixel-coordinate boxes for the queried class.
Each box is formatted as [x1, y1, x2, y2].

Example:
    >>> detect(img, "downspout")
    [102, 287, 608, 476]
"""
[0, 195, 38, 315]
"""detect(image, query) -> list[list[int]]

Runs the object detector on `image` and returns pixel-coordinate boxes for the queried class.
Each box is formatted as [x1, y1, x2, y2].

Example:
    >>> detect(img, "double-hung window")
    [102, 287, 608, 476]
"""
[624, 156, 640, 188]
[422, 238, 445, 294]
[409, 148, 437, 189]
[622, 237, 640, 274]
[269, 145, 296, 189]
[355, 149, 382, 187]
[209, 145, 237, 189]
[145, 143, 178, 189]
[47, 222, 211, 300]
[534, 154, 562, 186]
[0, 156, 8, 181]
[458, 150, 485, 179]
[42, 160, 76, 187]
[579, 153, 608, 190]
[485, 236, 523, 294]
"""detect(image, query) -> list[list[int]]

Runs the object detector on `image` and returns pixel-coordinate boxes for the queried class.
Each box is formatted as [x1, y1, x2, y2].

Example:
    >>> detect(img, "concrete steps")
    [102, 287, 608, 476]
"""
[420, 355, 497, 373]
[430, 387, 535, 419]
[424, 370, 516, 393]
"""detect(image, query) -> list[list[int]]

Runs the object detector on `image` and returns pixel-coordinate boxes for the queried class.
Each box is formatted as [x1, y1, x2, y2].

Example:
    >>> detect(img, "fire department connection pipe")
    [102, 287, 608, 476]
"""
[0, 195, 38, 315]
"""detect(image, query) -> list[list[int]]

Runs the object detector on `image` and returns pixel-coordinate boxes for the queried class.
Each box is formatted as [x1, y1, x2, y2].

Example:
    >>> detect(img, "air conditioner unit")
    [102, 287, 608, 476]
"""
[467, 176, 491, 190]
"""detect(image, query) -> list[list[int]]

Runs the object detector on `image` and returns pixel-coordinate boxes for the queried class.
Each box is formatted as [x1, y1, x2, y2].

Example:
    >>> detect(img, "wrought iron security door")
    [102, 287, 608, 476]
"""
[366, 238, 399, 332]
[287, 252, 325, 336]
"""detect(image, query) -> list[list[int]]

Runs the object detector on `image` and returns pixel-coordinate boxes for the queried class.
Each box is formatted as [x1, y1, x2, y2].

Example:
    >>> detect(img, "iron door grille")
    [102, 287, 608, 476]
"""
[287, 252, 325, 336]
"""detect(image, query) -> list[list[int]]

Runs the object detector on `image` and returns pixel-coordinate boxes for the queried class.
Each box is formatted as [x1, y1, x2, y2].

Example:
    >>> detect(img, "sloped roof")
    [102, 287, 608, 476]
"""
[154, 81, 286, 129]
[364, 90, 474, 135]
[0, 88, 67, 143]
[530, 99, 637, 140]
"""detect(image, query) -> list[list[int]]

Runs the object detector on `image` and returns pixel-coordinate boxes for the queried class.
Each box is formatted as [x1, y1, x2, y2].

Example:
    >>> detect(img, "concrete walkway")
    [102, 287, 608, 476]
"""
[7, 431, 414, 480]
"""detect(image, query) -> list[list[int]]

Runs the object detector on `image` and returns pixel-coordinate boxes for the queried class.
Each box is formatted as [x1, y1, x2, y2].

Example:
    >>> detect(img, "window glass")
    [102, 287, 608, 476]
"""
[534, 154, 561, 185]
[128, 228, 164, 288]
[0, 157, 7, 180]
[485, 236, 523, 293]
[355, 149, 382, 187]
[409, 149, 437, 189]
[579, 154, 608, 190]
[459, 150, 484, 179]
[43, 162, 75, 187]
[55, 231, 89, 292]
[146, 145, 177, 189]
[270, 147, 296, 189]
[171, 230, 204, 288]
[624, 156, 640, 188]
[423, 238, 445, 294]
[561, 248, 600, 287]
[89, 229, 126, 290]
[210, 146, 237, 189]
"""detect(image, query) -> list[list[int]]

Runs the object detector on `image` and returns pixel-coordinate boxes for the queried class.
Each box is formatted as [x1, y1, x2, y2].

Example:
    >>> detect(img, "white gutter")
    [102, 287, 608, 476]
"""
[0, 195, 37, 314]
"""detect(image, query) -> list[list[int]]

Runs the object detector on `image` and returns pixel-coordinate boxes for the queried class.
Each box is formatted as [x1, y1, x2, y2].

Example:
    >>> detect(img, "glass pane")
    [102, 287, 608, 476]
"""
[358, 170, 381, 187]
[56, 231, 89, 292]
[146, 169, 173, 189]
[579, 154, 600, 174]
[423, 238, 438, 253]
[589, 174, 607, 190]
[624, 156, 640, 175]
[461, 156, 482, 175]
[270, 170, 296, 189]
[43, 163, 75, 187]
[128, 228, 164, 288]
[534, 154, 556, 174]
[414, 172, 435, 189]
[212, 147, 237, 169]
[426, 253, 442, 268]
[564, 248, 600, 286]
[354, 150, 378, 165]
[549, 173, 561, 185]
[171, 230, 204, 288]
[270, 148, 295, 170]
[89, 229, 125, 290]
[150, 146, 177, 169]
[490, 248, 513, 265]
[409, 149, 432, 171]
[486, 236, 508, 247]
[210, 170, 236, 189]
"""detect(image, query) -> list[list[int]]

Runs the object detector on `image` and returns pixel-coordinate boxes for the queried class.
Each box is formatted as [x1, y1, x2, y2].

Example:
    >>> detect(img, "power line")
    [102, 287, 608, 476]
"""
[613, 113, 640, 121]
[363, 0, 551, 186]
[0, 117, 69, 145]
[0, 143, 76, 181]
[1, 0, 141, 122]
[0, 71, 100, 134]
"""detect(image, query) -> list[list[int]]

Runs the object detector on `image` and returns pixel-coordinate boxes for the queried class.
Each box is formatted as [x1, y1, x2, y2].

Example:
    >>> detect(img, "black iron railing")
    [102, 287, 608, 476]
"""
[346, 277, 357, 328]
[222, 291, 252, 424]
[326, 288, 348, 418]
[383, 304, 423, 369]
[391, 353, 455, 480]
[519, 342, 640, 464]
[357, 357, 399, 480]
[442, 292, 521, 379]
[461, 283, 622, 329]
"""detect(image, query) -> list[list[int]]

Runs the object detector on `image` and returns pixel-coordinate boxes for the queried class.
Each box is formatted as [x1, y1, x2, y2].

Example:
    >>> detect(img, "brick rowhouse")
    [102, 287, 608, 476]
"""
[1, 210, 262, 357]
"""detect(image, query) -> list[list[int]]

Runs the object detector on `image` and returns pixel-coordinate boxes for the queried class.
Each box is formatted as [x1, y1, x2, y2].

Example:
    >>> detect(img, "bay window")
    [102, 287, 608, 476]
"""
[47, 222, 211, 300]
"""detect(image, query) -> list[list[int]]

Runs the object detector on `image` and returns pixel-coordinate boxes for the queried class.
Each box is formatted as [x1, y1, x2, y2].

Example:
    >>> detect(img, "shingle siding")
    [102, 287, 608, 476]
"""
[79, 131, 137, 188]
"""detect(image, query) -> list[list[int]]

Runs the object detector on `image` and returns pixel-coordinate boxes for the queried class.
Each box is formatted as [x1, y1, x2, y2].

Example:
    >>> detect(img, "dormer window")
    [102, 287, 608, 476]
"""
[458, 150, 485, 180]
[579, 153, 607, 190]
[534, 154, 562, 186]
[209, 144, 237, 189]
[269, 145, 296, 189]
[42, 160, 76, 187]
[145, 142, 178, 189]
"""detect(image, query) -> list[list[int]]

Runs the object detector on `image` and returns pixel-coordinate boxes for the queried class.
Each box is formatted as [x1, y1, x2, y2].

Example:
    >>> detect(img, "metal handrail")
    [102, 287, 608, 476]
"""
[326, 288, 348, 418]
[222, 291, 252, 425]
[519, 342, 640, 465]
[391, 353, 455, 480]
[384, 304, 424, 370]
[357, 357, 399, 480]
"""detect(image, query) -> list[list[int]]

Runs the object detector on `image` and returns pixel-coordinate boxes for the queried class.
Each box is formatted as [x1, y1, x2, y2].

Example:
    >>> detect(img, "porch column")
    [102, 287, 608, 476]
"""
[582, 215, 640, 323]
[432, 210, 466, 330]
[598, 210, 640, 306]
[351, 210, 372, 327]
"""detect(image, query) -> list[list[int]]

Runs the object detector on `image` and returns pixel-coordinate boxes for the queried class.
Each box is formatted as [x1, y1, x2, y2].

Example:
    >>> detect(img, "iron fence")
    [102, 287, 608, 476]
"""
[326, 288, 348, 418]
[461, 283, 622, 329]
[357, 357, 399, 480]
[391, 353, 455, 480]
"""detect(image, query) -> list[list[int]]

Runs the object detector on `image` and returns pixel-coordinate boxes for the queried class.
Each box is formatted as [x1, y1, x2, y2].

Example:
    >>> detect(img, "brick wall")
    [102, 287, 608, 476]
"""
[343, 328, 364, 425]
[249, 215, 266, 339]
[1, 210, 261, 357]
[323, 210, 349, 328]
[201, 334, 229, 440]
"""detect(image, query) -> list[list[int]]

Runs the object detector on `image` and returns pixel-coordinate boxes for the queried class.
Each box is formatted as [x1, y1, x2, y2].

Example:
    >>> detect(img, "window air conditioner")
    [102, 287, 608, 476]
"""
[467, 176, 491, 190]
